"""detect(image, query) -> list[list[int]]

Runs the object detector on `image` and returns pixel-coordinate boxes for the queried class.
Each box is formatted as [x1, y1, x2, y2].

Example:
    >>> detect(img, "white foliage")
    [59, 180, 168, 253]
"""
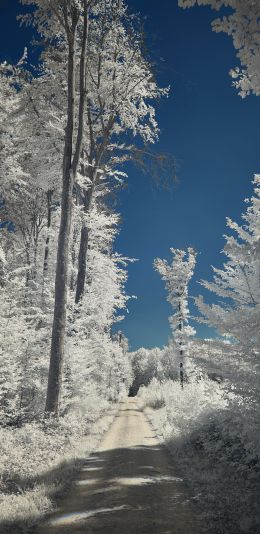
[154, 248, 196, 365]
[196, 175, 260, 348]
[179, 0, 260, 97]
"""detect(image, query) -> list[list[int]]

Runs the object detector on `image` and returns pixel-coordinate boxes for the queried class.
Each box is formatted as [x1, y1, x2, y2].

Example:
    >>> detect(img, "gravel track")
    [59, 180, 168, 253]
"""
[37, 398, 205, 533]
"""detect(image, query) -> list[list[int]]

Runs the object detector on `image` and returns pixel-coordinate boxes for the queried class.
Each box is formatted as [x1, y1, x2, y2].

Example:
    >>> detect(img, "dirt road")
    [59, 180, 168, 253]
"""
[37, 399, 205, 533]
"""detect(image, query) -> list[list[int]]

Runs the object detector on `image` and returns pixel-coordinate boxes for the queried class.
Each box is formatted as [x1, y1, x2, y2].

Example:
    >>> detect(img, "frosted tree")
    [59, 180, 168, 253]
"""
[196, 175, 260, 349]
[65, 197, 133, 407]
[73, 0, 168, 304]
[178, 0, 260, 97]
[19, 0, 106, 415]
[19, 0, 167, 415]
[0, 63, 59, 420]
[154, 248, 197, 385]
[0, 1, 143, 422]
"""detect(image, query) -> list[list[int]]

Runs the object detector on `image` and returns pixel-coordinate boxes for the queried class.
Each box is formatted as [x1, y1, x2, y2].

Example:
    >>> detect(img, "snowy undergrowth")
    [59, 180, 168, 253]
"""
[0, 385, 119, 533]
[138, 378, 260, 534]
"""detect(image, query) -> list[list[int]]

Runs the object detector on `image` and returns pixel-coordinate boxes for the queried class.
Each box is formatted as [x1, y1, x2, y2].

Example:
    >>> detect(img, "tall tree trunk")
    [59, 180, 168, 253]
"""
[45, 5, 89, 415]
[178, 300, 184, 388]
[45, 162, 74, 414]
[70, 224, 78, 291]
[25, 242, 31, 285]
[43, 190, 53, 274]
[75, 183, 94, 304]
[32, 231, 39, 281]
[70, 186, 80, 291]
[75, 225, 89, 303]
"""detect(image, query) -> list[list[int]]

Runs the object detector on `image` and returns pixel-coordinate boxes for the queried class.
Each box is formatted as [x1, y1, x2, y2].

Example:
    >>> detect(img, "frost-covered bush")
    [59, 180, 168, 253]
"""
[138, 376, 230, 436]
[140, 374, 260, 534]
[129, 347, 165, 393]
[138, 379, 166, 410]
[0, 385, 115, 531]
[129, 344, 183, 395]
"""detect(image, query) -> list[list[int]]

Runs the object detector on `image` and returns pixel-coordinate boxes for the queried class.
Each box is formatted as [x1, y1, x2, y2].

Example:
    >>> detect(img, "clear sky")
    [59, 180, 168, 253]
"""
[1, 0, 260, 350]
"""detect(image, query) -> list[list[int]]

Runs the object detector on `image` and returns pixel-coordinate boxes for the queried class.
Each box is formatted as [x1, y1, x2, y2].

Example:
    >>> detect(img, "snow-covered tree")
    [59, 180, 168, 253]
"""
[73, 1, 168, 304]
[0, 50, 65, 290]
[196, 175, 260, 349]
[18, 0, 167, 415]
[19, 0, 100, 414]
[154, 248, 197, 384]
[65, 195, 134, 407]
[179, 0, 260, 97]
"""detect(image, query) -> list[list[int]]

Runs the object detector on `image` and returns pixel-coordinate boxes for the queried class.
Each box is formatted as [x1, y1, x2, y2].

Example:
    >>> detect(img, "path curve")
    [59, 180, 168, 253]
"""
[37, 398, 205, 533]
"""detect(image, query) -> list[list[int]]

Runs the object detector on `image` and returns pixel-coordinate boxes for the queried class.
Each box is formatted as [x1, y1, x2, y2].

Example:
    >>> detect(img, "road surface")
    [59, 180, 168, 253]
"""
[37, 399, 205, 533]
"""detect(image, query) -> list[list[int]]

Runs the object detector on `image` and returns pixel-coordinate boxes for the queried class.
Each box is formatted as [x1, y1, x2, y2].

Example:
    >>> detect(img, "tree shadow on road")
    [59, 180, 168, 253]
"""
[0, 441, 208, 534]
[33, 442, 206, 534]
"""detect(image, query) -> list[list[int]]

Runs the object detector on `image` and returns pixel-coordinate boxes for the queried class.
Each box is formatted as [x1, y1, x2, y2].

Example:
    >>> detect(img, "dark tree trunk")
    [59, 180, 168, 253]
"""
[43, 190, 53, 273]
[45, 163, 75, 414]
[178, 300, 184, 388]
[75, 225, 89, 304]
[45, 7, 91, 416]
[45, 5, 89, 415]
[45, 36, 76, 411]
[25, 243, 31, 285]
[70, 224, 78, 291]
[74, 181, 94, 303]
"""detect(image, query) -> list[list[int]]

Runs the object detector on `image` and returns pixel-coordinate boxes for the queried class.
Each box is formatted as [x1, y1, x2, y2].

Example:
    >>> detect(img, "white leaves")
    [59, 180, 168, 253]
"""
[179, 0, 260, 97]
[17, 48, 28, 66]
[154, 247, 197, 350]
[197, 175, 260, 347]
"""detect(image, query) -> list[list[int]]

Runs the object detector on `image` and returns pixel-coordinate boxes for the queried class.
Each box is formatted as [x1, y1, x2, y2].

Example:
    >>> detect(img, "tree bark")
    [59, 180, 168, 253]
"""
[75, 182, 94, 303]
[45, 164, 74, 414]
[25, 242, 31, 285]
[178, 299, 184, 388]
[75, 225, 89, 304]
[74, 121, 114, 304]
[45, 5, 89, 415]
[43, 190, 53, 273]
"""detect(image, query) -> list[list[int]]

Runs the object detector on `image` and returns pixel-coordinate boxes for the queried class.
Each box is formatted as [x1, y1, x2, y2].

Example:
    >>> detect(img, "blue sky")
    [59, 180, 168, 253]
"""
[1, 1, 260, 350]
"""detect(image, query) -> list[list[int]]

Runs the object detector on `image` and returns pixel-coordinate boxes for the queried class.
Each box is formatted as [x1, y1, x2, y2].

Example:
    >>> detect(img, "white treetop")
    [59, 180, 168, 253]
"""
[196, 175, 260, 347]
[154, 248, 197, 358]
[179, 0, 260, 97]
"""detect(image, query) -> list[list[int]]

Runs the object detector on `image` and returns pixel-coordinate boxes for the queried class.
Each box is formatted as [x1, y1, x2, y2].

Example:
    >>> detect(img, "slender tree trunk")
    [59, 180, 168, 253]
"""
[70, 224, 78, 291]
[32, 234, 39, 281]
[45, 34, 77, 415]
[43, 190, 53, 274]
[74, 117, 114, 304]
[45, 6, 89, 415]
[70, 187, 80, 291]
[75, 183, 94, 303]
[45, 166, 74, 414]
[75, 225, 89, 303]
[178, 300, 184, 388]
[42, 190, 53, 302]
[25, 242, 31, 285]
